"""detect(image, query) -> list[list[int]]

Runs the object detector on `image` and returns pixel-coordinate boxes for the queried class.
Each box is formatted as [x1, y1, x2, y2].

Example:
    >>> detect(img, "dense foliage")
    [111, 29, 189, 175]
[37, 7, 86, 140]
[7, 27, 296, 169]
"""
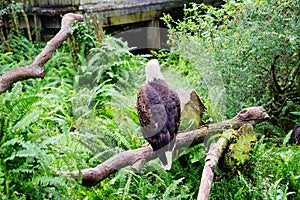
[0, 0, 299, 199]
[162, 0, 300, 129]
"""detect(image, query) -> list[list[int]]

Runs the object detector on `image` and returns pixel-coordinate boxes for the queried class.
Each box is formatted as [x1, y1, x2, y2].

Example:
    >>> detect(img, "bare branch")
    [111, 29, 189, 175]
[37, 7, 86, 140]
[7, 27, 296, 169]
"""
[0, 13, 84, 94]
[68, 106, 269, 187]
[271, 55, 282, 94]
[20, 4, 32, 43]
[0, 20, 11, 52]
[197, 129, 236, 200]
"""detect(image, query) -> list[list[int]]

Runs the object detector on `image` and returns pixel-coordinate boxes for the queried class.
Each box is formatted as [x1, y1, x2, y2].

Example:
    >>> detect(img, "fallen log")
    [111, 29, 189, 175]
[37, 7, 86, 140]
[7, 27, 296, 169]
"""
[0, 13, 84, 94]
[69, 106, 269, 186]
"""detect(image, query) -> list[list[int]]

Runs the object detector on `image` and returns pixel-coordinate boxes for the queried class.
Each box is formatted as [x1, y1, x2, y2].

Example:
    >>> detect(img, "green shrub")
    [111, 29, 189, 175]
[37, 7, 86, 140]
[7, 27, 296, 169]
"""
[211, 139, 300, 200]
[162, 0, 300, 129]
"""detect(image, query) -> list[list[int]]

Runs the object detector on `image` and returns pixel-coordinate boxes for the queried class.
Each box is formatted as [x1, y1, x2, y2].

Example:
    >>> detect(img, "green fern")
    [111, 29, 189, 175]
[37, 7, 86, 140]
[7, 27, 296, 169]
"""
[0, 166, 5, 195]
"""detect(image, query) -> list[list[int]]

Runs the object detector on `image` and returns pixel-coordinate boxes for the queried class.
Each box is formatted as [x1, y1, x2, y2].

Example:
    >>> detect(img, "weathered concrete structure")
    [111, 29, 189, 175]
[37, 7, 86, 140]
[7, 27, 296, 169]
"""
[21, 0, 222, 49]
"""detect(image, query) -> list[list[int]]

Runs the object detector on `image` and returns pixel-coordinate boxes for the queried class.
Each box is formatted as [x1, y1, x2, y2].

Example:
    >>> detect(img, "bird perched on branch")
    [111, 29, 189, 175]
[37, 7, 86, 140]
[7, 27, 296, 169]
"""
[137, 59, 181, 170]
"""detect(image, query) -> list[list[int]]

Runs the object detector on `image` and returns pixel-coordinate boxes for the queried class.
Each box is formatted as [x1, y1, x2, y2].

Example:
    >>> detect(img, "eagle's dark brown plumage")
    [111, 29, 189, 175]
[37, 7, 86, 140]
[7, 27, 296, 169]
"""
[137, 59, 181, 170]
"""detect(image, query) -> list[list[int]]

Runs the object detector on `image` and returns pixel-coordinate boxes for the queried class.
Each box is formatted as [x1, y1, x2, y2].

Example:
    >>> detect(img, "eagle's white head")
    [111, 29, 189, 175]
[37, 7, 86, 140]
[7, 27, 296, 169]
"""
[145, 59, 165, 83]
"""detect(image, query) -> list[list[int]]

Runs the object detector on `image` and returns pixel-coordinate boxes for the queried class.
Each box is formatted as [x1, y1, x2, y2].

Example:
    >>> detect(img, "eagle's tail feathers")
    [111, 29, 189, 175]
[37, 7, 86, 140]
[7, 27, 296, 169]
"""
[171, 143, 176, 152]
[161, 151, 172, 171]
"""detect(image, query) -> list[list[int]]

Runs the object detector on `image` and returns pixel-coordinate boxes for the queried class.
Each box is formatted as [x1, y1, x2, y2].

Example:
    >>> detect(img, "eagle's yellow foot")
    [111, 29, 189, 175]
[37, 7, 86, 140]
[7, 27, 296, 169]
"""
[142, 143, 153, 150]
[142, 143, 150, 147]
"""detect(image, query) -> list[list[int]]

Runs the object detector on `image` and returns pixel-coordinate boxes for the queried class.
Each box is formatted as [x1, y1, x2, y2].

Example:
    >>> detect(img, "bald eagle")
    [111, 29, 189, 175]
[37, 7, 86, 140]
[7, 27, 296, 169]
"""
[137, 59, 181, 170]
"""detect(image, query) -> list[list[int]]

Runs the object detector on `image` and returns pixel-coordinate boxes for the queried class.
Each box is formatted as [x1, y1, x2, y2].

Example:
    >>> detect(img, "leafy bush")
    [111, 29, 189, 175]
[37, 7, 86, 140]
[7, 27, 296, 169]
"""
[162, 0, 300, 129]
[160, 0, 300, 198]
[211, 139, 300, 199]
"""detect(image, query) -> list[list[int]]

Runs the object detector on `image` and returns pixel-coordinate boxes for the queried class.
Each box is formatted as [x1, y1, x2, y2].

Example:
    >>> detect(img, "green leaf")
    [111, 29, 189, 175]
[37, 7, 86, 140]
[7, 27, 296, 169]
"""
[283, 130, 293, 145]
[13, 109, 41, 132]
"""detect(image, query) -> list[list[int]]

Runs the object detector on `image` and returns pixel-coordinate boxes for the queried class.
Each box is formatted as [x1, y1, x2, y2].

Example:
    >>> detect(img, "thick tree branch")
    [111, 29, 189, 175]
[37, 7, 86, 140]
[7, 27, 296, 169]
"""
[69, 106, 269, 187]
[0, 13, 84, 95]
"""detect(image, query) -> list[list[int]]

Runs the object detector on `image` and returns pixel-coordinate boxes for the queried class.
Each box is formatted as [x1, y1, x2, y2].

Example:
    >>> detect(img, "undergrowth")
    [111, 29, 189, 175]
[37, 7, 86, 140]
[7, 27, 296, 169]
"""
[0, 0, 299, 198]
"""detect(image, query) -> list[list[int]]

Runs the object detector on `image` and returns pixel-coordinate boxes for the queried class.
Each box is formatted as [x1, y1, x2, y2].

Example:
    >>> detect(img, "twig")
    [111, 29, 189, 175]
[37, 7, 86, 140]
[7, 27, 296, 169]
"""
[20, 4, 32, 43]
[0, 20, 11, 52]
[271, 55, 282, 94]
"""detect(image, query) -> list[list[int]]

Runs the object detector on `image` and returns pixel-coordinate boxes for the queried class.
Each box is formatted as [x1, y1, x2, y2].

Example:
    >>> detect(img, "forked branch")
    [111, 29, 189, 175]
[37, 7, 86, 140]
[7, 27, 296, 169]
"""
[0, 13, 84, 94]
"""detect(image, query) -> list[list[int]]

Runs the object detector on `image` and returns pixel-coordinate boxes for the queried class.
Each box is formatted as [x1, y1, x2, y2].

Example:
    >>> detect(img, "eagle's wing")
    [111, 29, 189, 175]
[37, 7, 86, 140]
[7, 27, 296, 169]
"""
[137, 84, 168, 149]
[166, 91, 181, 142]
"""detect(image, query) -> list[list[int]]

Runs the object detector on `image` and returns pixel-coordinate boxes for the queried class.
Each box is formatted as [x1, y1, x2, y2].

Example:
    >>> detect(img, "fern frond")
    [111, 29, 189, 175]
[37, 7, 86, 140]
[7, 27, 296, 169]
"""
[162, 178, 185, 199]
[36, 175, 68, 187]
[13, 109, 41, 133]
